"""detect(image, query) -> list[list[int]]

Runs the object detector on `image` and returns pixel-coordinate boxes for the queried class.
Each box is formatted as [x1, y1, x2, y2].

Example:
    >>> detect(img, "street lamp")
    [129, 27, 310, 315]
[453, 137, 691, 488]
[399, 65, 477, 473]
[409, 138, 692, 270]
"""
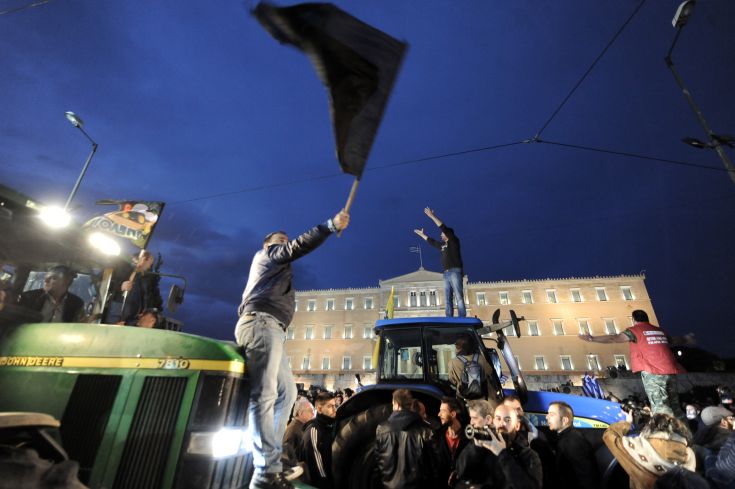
[63, 111, 98, 210]
[666, 1, 735, 185]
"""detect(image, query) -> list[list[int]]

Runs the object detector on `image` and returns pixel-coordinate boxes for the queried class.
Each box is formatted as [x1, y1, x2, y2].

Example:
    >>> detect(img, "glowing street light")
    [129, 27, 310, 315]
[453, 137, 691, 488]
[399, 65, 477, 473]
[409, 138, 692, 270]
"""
[665, 1, 735, 186]
[63, 111, 99, 211]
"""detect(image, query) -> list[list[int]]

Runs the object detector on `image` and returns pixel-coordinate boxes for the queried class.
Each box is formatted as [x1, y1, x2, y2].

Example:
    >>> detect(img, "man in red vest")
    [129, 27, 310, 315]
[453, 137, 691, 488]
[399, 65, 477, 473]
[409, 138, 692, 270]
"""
[579, 309, 685, 419]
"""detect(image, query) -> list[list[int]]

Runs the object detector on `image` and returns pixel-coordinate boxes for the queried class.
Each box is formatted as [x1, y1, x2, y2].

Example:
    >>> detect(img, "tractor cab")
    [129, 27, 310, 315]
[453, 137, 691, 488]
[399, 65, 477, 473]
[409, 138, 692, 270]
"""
[374, 317, 508, 401]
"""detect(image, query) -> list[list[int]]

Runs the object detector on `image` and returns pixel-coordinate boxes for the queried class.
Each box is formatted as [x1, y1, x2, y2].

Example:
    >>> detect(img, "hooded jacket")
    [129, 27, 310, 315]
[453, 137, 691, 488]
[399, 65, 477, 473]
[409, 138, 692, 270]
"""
[603, 421, 695, 489]
[375, 410, 438, 489]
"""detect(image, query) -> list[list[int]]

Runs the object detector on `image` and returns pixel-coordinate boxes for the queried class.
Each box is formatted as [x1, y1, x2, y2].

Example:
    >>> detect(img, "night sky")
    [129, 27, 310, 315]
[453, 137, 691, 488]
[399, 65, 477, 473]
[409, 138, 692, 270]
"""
[2, 1, 734, 356]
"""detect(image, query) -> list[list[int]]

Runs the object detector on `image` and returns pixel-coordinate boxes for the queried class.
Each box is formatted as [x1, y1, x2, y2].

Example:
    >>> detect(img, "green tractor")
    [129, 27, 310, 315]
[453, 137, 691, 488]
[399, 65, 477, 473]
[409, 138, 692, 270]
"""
[0, 185, 254, 488]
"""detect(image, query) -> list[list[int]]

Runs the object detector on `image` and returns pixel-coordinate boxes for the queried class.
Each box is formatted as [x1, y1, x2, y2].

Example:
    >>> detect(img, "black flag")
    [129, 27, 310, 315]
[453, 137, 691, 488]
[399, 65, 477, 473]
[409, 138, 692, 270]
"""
[254, 2, 407, 178]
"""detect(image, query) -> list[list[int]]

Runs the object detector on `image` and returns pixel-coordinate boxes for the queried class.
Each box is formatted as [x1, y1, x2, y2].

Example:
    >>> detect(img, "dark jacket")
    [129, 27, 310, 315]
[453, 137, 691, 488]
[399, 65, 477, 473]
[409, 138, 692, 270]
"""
[427, 224, 463, 272]
[300, 413, 335, 489]
[282, 418, 305, 466]
[436, 423, 470, 487]
[552, 426, 600, 489]
[121, 272, 162, 325]
[18, 288, 84, 323]
[706, 432, 735, 488]
[375, 410, 438, 489]
[456, 434, 542, 489]
[239, 224, 332, 326]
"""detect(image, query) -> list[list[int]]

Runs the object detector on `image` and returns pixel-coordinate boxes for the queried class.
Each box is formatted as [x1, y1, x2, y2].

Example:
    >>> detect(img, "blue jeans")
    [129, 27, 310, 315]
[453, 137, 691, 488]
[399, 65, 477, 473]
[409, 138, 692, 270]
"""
[443, 268, 466, 317]
[235, 312, 297, 475]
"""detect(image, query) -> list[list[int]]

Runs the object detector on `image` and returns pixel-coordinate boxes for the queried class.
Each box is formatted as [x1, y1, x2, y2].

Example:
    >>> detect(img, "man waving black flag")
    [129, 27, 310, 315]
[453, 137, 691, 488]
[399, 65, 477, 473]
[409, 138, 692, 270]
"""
[254, 2, 406, 180]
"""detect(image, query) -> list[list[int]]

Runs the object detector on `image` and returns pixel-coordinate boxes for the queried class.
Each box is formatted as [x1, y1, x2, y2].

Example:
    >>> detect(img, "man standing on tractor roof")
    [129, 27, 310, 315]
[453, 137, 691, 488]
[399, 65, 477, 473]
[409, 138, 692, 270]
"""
[235, 209, 349, 489]
[414, 207, 466, 317]
[579, 309, 685, 419]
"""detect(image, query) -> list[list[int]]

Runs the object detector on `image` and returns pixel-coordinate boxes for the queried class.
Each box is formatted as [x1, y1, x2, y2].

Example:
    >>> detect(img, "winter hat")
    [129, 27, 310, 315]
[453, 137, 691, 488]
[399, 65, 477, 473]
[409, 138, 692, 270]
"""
[701, 406, 733, 426]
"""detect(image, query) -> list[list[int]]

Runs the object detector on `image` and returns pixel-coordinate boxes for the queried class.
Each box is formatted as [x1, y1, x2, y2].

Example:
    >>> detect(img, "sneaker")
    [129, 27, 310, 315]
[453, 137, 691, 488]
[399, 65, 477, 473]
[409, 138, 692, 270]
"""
[249, 472, 295, 489]
[282, 463, 304, 481]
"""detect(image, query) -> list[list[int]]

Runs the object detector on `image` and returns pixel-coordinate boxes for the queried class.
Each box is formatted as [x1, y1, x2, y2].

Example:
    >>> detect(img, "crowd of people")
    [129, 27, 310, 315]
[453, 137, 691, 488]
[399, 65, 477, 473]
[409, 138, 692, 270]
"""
[278, 387, 734, 489]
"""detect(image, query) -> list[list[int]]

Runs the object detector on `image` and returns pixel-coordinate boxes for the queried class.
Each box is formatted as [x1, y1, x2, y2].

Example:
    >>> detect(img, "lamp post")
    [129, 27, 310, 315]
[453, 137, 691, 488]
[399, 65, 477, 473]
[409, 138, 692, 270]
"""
[64, 111, 98, 210]
[665, 1, 735, 186]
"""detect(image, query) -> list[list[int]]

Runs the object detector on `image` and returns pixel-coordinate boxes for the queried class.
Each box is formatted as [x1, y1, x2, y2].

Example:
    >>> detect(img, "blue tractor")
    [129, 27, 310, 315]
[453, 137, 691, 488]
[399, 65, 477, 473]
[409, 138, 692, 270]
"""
[331, 314, 627, 488]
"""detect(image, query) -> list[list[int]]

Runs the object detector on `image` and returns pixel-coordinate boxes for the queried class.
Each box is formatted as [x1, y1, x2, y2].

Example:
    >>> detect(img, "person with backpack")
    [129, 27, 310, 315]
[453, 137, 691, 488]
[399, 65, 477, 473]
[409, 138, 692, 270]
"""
[449, 334, 496, 400]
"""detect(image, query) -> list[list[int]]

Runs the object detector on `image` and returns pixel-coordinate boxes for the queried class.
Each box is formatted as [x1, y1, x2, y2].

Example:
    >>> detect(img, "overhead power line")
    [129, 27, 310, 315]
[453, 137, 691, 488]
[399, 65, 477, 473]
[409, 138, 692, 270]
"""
[172, 141, 526, 204]
[0, 0, 53, 16]
[537, 139, 734, 174]
[534, 0, 648, 139]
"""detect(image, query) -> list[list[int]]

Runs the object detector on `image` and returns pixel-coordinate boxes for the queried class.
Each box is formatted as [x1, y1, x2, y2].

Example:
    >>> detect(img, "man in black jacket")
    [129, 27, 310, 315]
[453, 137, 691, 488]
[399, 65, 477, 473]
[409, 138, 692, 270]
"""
[235, 210, 349, 489]
[414, 207, 465, 317]
[375, 389, 438, 489]
[300, 392, 337, 489]
[436, 397, 469, 487]
[546, 401, 600, 489]
[18, 265, 84, 323]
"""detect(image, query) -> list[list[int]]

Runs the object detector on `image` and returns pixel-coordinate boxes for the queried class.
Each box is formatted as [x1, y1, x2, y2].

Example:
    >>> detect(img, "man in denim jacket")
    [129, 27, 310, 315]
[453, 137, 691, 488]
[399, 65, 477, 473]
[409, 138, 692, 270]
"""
[235, 210, 349, 489]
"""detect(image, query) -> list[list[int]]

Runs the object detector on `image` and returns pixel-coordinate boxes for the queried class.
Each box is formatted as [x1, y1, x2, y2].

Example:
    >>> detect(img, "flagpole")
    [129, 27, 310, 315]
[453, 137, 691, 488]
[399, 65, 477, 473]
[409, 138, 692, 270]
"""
[337, 178, 359, 238]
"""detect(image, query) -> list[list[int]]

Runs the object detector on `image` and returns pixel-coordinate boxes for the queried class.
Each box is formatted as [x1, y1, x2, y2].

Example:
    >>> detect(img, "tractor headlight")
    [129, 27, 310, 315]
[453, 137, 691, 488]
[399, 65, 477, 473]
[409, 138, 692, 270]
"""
[187, 428, 248, 459]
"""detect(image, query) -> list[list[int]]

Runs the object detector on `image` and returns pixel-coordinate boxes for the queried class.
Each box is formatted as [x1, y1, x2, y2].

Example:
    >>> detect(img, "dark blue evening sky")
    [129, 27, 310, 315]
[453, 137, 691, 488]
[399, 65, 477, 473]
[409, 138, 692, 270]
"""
[2, 1, 734, 355]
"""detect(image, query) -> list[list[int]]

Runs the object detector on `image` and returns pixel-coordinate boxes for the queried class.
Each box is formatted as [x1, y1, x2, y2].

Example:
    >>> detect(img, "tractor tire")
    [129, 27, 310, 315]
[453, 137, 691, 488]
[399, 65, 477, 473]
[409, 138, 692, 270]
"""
[332, 403, 392, 489]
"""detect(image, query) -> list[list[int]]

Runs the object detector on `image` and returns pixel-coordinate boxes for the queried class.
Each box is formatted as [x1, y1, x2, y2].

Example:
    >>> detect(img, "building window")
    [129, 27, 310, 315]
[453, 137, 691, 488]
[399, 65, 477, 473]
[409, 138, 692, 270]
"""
[294, 300, 298, 312]
[560, 355, 573, 371]
[621, 286, 635, 301]
[326, 298, 335, 311]
[604, 319, 617, 335]
[393, 295, 401, 308]
[363, 326, 374, 339]
[614, 354, 629, 369]
[514, 356, 522, 370]
[345, 298, 354, 310]
[476, 292, 487, 306]
[499, 291, 510, 305]
[527, 320, 540, 336]
[587, 355, 601, 371]
[578, 319, 591, 335]
[419, 291, 427, 307]
[552, 319, 565, 336]
[409, 291, 417, 307]
[504, 325, 516, 337]
[344, 325, 353, 339]
[302, 357, 310, 370]
[429, 290, 437, 306]
[305, 325, 313, 340]
[307, 299, 316, 312]
[342, 356, 352, 370]
[364, 297, 374, 310]
[570, 288, 582, 302]
[323, 325, 333, 339]
[363, 356, 372, 370]
[546, 289, 558, 303]
[322, 357, 330, 370]
[534, 356, 547, 370]
[286, 327, 295, 340]
[596, 287, 608, 301]
[522, 290, 533, 304]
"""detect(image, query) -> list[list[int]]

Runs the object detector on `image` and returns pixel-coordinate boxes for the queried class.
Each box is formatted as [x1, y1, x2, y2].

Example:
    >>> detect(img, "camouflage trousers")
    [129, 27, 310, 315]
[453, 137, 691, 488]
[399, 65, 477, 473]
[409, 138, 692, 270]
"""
[641, 371, 684, 419]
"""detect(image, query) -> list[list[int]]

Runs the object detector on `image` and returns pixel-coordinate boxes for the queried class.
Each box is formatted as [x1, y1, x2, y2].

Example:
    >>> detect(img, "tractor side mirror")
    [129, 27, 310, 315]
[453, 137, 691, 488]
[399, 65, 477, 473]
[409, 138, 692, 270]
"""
[167, 284, 185, 312]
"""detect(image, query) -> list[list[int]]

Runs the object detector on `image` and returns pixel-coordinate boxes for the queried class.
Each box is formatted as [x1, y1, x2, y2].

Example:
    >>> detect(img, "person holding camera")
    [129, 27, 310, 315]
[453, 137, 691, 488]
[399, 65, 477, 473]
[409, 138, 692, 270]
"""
[465, 403, 543, 489]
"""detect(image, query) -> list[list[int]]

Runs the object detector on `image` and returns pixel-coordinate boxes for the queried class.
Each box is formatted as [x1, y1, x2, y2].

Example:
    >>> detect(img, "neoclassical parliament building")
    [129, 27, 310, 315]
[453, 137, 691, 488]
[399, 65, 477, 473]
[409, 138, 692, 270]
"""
[286, 268, 655, 391]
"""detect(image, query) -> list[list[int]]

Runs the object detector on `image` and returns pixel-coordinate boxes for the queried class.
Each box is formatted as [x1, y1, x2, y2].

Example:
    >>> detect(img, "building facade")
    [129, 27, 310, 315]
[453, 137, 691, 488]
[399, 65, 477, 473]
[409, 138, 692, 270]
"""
[288, 268, 654, 391]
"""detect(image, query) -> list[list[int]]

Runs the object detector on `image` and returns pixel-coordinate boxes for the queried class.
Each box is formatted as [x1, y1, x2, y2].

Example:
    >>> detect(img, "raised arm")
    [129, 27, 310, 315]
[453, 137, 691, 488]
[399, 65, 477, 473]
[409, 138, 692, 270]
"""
[424, 207, 443, 227]
[578, 332, 631, 344]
